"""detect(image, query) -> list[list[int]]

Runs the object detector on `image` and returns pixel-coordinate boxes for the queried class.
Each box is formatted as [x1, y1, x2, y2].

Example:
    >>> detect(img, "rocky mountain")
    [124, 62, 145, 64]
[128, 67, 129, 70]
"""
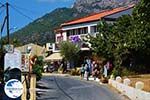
[73, 0, 138, 13]
[12, 0, 138, 45]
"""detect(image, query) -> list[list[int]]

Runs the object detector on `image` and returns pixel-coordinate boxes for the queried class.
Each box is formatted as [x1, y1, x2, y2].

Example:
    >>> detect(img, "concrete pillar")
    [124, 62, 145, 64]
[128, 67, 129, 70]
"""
[30, 74, 36, 100]
[123, 78, 131, 86]
[21, 75, 27, 100]
[135, 81, 144, 90]
[110, 75, 114, 80]
[63, 32, 67, 41]
[116, 76, 122, 83]
[88, 26, 91, 33]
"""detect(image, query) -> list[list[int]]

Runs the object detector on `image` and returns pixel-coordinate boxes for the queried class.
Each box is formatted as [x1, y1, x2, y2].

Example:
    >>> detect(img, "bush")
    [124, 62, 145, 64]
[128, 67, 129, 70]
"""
[112, 67, 121, 78]
[70, 68, 80, 76]
[112, 67, 137, 78]
[32, 56, 44, 81]
[121, 67, 137, 76]
[32, 65, 43, 81]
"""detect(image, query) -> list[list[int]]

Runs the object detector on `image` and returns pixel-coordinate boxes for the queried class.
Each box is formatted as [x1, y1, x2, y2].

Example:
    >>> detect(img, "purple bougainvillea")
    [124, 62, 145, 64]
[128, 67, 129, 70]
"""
[70, 35, 81, 43]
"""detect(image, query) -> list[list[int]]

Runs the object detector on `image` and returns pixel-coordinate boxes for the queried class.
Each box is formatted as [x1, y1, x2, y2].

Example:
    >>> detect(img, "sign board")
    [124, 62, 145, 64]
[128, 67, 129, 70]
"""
[4, 49, 21, 71]
[4, 79, 23, 99]
[21, 54, 29, 72]
[46, 43, 52, 51]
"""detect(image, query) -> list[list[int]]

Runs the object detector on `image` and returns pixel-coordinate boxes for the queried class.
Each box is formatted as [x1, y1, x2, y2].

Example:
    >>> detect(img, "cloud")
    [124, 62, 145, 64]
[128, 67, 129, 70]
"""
[38, 0, 72, 3]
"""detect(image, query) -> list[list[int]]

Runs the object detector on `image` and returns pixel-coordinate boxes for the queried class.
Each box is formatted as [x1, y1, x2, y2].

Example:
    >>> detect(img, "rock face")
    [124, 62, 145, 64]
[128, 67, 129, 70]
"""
[73, 0, 138, 13]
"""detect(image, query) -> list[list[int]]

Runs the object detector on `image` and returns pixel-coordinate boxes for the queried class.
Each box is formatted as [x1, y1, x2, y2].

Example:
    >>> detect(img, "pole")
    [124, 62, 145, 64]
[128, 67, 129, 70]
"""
[24, 74, 30, 100]
[6, 2, 10, 44]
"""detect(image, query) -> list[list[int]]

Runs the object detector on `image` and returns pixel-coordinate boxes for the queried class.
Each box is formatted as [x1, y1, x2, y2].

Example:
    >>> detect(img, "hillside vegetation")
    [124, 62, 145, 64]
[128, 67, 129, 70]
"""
[11, 0, 138, 45]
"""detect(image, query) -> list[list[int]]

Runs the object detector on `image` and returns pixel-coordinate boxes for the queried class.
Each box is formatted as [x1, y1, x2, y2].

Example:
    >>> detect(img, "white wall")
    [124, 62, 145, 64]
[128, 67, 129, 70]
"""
[55, 32, 67, 43]
[109, 79, 150, 100]
[62, 21, 98, 31]
[55, 20, 115, 43]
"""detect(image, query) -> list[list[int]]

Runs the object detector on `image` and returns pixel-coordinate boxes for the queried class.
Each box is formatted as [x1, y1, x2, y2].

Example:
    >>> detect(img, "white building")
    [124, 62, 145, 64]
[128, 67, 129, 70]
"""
[55, 5, 134, 51]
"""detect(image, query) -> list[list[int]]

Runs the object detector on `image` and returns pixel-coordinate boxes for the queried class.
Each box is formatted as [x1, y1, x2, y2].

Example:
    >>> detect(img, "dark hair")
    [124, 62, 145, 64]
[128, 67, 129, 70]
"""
[103, 60, 107, 65]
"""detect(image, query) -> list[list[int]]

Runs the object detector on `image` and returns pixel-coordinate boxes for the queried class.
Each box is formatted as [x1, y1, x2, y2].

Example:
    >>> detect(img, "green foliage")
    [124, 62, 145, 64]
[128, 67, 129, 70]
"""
[60, 41, 80, 62]
[89, 2, 150, 76]
[133, 0, 150, 25]
[89, 20, 114, 59]
[10, 38, 22, 47]
[32, 56, 44, 81]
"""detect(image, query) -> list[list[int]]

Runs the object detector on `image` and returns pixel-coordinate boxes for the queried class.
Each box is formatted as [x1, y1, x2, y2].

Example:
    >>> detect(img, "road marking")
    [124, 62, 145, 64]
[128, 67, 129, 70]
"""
[36, 88, 56, 92]
[69, 85, 94, 90]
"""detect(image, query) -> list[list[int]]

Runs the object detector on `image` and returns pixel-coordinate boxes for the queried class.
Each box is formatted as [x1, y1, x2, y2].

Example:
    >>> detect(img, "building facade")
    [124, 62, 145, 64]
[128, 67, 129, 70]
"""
[54, 5, 134, 51]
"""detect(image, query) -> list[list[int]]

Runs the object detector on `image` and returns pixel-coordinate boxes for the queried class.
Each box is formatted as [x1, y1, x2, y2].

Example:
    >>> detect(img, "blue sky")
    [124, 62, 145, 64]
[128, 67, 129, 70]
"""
[0, 0, 75, 36]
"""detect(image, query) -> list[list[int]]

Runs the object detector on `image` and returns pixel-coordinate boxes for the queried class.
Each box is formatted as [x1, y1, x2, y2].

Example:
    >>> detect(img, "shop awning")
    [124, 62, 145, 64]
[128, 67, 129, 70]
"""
[44, 53, 63, 61]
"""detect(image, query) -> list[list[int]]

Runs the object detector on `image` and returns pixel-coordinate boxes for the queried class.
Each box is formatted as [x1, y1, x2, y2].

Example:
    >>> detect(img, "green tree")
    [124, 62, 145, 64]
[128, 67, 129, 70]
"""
[89, 20, 114, 60]
[89, 17, 133, 76]
[129, 0, 150, 72]
[89, 9, 150, 76]
[32, 56, 44, 81]
[60, 41, 80, 67]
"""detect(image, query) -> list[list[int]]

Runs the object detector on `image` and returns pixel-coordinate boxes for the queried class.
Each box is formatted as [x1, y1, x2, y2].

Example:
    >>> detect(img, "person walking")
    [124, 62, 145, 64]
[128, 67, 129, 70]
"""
[85, 63, 90, 81]
[80, 64, 85, 79]
[93, 63, 100, 80]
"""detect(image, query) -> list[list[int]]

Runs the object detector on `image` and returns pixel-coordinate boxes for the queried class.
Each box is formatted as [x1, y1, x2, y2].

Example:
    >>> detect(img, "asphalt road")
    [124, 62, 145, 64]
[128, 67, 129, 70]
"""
[36, 75, 125, 100]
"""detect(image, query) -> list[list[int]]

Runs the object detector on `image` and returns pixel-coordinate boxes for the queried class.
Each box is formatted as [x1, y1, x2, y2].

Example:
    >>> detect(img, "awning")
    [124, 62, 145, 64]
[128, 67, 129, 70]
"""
[44, 53, 63, 61]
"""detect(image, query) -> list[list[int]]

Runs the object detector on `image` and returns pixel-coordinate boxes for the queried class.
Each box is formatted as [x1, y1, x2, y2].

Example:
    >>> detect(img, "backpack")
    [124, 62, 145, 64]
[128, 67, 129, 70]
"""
[86, 65, 90, 72]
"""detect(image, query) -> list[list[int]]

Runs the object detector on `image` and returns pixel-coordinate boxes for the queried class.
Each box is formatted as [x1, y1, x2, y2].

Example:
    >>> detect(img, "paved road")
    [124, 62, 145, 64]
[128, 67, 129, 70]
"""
[36, 75, 125, 100]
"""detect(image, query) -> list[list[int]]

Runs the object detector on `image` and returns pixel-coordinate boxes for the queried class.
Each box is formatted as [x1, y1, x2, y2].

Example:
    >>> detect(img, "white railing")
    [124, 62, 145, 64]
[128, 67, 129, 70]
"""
[109, 78, 150, 100]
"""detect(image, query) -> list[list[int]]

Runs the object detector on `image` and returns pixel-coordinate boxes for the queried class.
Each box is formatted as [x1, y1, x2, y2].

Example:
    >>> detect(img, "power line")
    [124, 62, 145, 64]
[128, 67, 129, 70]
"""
[10, 4, 50, 28]
[11, 4, 39, 15]
[0, 7, 5, 15]
[0, 2, 5, 7]
[10, 4, 34, 21]
[0, 4, 5, 9]
[0, 2, 3, 5]
[8, 3, 51, 33]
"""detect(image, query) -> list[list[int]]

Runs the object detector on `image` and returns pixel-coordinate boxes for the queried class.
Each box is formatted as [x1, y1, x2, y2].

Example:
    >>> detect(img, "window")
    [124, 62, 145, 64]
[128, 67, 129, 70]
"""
[91, 26, 98, 33]
[67, 30, 70, 36]
[66, 27, 88, 38]
[57, 36, 63, 43]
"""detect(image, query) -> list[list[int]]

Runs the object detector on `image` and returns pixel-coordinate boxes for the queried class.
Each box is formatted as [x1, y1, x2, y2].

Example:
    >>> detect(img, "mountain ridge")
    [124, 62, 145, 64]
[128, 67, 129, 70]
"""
[12, 0, 138, 45]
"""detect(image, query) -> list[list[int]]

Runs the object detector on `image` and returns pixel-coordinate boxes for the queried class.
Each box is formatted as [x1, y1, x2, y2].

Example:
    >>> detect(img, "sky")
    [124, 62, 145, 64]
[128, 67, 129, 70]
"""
[0, 0, 75, 36]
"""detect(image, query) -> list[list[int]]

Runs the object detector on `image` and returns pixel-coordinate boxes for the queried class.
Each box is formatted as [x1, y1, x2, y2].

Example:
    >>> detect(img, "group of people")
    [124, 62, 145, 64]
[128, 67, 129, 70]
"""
[80, 58, 113, 81]
[43, 61, 61, 73]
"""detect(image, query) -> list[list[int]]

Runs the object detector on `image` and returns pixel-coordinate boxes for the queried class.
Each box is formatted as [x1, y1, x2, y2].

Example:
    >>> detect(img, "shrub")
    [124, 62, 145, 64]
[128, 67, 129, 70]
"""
[32, 56, 44, 81]
[70, 68, 80, 76]
[32, 64, 43, 81]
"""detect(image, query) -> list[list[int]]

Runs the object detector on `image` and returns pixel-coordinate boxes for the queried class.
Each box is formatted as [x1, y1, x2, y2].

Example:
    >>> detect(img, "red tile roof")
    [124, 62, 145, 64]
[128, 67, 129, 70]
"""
[62, 4, 134, 26]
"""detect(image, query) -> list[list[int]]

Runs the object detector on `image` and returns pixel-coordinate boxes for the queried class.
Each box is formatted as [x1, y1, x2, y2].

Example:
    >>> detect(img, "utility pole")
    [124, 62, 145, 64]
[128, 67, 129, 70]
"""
[6, 2, 10, 44]
[1, 2, 10, 84]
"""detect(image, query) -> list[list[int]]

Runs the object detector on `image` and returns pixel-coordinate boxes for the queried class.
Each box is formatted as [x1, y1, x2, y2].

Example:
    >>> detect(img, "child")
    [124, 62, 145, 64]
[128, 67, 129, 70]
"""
[80, 64, 85, 79]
